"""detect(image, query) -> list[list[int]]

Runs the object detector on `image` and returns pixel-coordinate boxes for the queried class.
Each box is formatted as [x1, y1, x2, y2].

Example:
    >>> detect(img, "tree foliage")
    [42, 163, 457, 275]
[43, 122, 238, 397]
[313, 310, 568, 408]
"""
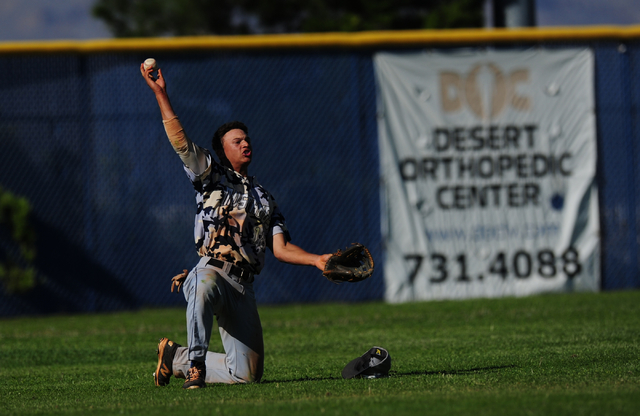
[0, 186, 37, 294]
[92, 0, 484, 37]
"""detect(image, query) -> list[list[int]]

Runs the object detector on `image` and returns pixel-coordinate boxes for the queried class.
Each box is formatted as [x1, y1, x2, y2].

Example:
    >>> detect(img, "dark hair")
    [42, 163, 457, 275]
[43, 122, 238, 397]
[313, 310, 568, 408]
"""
[212, 121, 248, 152]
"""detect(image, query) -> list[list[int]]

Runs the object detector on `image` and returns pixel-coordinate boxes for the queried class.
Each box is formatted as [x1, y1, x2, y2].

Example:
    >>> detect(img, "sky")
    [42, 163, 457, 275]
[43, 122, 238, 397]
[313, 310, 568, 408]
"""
[0, 0, 638, 42]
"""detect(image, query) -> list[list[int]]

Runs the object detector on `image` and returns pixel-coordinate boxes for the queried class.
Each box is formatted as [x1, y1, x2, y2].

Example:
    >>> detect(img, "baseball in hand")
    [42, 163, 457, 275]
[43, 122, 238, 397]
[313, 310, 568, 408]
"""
[143, 58, 157, 70]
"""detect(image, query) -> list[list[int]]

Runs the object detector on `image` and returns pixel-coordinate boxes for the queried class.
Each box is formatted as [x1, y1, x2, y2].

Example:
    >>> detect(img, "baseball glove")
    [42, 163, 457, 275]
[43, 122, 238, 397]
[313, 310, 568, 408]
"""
[323, 243, 374, 284]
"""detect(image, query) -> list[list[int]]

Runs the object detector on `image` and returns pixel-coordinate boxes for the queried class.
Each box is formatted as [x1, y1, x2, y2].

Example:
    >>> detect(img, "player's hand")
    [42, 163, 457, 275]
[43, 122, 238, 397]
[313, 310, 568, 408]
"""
[171, 269, 188, 293]
[314, 254, 332, 271]
[140, 63, 166, 94]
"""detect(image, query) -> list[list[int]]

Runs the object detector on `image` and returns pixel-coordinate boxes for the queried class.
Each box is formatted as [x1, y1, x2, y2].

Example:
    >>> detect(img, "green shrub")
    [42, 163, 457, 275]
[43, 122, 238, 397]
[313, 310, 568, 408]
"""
[0, 186, 37, 294]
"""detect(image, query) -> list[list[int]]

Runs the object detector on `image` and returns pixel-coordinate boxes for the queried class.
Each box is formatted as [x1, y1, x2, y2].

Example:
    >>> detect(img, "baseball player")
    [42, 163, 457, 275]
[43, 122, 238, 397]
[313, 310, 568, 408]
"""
[141, 62, 332, 389]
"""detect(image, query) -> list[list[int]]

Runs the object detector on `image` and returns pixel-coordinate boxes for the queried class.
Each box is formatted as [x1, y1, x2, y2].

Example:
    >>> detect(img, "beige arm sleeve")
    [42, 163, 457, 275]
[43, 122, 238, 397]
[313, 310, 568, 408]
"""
[162, 116, 208, 175]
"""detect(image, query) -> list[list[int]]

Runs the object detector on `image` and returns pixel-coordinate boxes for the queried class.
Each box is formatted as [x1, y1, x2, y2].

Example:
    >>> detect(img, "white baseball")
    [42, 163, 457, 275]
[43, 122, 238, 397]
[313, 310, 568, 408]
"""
[143, 58, 157, 70]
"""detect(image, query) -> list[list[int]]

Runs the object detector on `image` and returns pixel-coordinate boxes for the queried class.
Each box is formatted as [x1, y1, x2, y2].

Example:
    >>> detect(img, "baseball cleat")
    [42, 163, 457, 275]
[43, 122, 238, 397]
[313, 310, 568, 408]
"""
[182, 361, 206, 389]
[154, 337, 181, 386]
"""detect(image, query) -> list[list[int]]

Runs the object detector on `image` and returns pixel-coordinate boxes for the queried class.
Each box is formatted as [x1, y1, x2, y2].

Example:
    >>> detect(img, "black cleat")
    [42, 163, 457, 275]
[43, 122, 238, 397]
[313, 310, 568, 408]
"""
[154, 338, 181, 386]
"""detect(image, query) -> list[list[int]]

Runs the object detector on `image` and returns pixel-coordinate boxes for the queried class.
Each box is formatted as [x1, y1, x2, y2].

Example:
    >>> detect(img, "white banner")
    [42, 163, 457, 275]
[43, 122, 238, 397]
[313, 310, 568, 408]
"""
[375, 48, 600, 302]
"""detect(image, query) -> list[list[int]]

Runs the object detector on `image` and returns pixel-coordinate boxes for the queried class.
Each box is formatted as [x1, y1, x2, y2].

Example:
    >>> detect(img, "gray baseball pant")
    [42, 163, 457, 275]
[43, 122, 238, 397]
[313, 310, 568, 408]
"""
[172, 256, 264, 384]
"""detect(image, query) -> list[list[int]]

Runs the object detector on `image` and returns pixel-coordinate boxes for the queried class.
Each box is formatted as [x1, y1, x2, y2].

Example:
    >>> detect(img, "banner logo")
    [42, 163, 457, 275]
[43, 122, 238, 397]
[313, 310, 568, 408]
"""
[440, 63, 531, 119]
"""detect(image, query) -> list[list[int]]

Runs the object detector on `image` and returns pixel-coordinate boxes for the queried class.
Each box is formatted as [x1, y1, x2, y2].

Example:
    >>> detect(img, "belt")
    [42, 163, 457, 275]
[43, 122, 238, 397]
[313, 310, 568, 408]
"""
[206, 258, 254, 284]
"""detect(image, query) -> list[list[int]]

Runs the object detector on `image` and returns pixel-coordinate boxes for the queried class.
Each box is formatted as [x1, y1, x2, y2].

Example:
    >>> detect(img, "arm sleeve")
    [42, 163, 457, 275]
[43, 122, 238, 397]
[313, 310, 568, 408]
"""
[162, 116, 209, 176]
[269, 200, 291, 241]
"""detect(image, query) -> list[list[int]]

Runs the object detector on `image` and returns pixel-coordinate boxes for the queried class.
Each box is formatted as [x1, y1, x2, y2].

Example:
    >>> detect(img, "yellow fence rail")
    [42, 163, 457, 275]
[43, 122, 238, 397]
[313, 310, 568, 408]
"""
[1, 25, 640, 54]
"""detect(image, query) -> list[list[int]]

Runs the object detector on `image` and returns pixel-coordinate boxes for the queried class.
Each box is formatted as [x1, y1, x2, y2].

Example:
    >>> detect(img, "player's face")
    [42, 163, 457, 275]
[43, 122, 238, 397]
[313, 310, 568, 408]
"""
[222, 128, 252, 173]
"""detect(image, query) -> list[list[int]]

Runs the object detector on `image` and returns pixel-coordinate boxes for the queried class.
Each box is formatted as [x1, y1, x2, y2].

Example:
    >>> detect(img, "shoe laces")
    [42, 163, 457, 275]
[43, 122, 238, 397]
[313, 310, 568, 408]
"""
[185, 366, 202, 382]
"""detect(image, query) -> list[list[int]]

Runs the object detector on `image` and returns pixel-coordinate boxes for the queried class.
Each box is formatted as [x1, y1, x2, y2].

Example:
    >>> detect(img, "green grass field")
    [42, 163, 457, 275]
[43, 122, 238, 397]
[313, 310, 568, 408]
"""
[1, 290, 638, 415]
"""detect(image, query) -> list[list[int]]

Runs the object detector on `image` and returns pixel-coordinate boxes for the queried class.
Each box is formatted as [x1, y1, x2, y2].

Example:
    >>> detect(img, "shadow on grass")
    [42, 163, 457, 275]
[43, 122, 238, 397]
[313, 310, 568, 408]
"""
[260, 365, 517, 384]
[393, 364, 517, 377]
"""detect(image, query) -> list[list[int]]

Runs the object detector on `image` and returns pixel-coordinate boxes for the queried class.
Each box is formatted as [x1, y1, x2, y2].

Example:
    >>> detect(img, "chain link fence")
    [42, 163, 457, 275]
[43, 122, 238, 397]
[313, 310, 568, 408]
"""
[593, 42, 640, 290]
[0, 50, 381, 315]
[0, 37, 639, 316]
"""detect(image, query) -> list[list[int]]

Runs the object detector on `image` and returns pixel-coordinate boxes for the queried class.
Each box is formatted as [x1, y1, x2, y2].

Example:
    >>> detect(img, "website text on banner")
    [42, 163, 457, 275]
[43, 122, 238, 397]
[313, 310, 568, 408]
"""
[375, 48, 599, 302]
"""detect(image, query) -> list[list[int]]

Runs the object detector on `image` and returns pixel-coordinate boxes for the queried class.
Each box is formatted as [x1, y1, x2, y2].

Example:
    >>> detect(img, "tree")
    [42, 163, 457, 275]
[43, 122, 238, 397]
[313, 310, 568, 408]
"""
[92, 0, 484, 37]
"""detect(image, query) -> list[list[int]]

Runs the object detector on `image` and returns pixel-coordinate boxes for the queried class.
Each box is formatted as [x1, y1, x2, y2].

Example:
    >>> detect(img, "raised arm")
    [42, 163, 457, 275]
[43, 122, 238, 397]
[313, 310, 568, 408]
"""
[140, 63, 176, 121]
[140, 62, 208, 175]
[271, 233, 332, 271]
